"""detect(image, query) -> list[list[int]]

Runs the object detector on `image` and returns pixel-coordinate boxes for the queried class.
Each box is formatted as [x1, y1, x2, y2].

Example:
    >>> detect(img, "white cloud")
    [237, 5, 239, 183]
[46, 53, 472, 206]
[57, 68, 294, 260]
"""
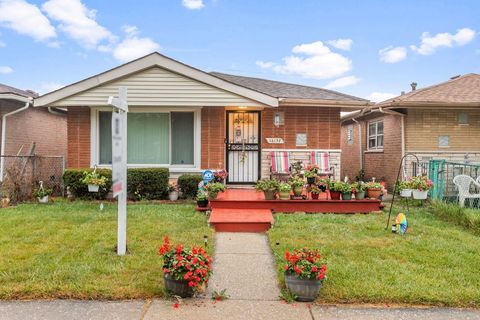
[0, 0, 56, 42]
[37, 81, 64, 94]
[379, 46, 407, 63]
[365, 92, 397, 103]
[327, 38, 353, 51]
[256, 61, 274, 69]
[182, 0, 204, 10]
[259, 41, 352, 79]
[410, 27, 476, 55]
[112, 26, 160, 62]
[42, 0, 115, 49]
[0, 66, 13, 74]
[324, 76, 359, 89]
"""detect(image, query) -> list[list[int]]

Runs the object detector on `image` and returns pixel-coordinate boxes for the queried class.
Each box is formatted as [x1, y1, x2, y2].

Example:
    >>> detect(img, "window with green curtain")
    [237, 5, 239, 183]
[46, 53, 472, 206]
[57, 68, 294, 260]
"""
[171, 112, 194, 165]
[98, 111, 195, 165]
[127, 113, 169, 164]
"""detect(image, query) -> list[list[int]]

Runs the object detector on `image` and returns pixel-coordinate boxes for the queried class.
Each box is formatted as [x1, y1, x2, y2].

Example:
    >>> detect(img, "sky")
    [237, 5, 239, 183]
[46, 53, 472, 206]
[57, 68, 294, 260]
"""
[0, 0, 479, 102]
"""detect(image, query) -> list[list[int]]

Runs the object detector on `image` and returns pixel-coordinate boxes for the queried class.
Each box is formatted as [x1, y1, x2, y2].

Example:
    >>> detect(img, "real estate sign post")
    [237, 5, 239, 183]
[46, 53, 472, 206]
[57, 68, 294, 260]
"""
[108, 87, 128, 256]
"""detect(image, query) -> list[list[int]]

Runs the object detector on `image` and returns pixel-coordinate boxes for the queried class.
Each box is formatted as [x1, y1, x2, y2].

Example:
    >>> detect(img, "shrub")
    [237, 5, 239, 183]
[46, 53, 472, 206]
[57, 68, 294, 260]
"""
[63, 168, 112, 199]
[177, 174, 203, 199]
[127, 168, 169, 200]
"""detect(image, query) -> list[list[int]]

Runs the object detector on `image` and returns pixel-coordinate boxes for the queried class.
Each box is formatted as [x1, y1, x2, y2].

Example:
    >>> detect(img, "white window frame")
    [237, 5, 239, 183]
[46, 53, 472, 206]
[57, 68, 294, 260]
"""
[90, 106, 202, 172]
[347, 125, 354, 144]
[367, 119, 384, 151]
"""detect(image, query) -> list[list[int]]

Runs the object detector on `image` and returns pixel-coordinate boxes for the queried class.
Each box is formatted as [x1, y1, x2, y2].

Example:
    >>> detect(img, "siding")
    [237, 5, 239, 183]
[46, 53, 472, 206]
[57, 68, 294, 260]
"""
[405, 109, 480, 151]
[52, 67, 265, 107]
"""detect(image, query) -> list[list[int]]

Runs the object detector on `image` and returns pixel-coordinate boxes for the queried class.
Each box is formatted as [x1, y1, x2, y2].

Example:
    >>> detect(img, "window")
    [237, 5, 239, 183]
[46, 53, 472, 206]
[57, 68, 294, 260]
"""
[98, 111, 195, 165]
[438, 135, 449, 147]
[367, 120, 384, 150]
[347, 125, 354, 144]
[458, 112, 469, 125]
[296, 133, 307, 146]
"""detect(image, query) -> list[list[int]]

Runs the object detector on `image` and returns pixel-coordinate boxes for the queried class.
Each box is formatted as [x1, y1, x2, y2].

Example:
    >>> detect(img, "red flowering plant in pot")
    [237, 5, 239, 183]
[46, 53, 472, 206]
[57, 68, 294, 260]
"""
[283, 247, 327, 302]
[158, 236, 213, 298]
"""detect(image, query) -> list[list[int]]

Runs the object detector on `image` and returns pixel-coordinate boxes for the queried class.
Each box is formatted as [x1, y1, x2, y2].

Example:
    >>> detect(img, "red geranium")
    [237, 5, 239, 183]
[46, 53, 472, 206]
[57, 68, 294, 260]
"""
[284, 247, 327, 281]
[159, 236, 213, 290]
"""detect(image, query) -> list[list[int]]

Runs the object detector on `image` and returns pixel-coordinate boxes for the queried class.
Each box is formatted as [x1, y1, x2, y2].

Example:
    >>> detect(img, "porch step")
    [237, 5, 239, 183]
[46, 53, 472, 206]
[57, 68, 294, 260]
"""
[209, 208, 274, 233]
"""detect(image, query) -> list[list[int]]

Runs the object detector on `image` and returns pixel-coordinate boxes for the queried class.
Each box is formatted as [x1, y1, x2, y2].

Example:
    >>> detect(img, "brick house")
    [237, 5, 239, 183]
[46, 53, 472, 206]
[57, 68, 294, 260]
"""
[341, 74, 480, 190]
[0, 83, 67, 179]
[34, 52, 368, 183]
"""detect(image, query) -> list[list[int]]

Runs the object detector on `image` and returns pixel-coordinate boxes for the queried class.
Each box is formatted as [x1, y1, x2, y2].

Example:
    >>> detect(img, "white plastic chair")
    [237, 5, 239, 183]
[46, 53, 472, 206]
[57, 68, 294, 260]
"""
[453, 175, 480, 208]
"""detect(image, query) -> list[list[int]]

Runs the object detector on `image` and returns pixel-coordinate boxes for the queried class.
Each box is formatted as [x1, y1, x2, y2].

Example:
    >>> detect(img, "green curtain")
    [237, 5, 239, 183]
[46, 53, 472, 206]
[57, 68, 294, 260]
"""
[99, 111, 112, 164]
[127, 113, 169, 164]
[171, 112, 194, 165]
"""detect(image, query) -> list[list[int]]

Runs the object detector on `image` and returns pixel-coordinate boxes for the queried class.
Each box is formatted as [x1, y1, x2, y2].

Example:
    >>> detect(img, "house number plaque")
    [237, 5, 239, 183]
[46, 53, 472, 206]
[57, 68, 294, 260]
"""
[266, 137, 284, 144]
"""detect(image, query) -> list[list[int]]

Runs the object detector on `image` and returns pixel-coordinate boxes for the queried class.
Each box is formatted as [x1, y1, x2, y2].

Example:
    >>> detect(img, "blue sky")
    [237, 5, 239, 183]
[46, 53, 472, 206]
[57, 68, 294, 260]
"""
[0, 0, 479, 101]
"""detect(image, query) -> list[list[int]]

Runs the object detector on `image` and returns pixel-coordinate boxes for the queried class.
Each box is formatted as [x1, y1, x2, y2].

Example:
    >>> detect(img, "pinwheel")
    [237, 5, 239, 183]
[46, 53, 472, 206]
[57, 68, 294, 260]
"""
[395, 213, 408, 235]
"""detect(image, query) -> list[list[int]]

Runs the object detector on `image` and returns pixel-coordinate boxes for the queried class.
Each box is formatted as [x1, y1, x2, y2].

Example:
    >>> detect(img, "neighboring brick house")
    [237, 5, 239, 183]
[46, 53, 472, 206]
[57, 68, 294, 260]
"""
[34, 52, 369, 184]
[0, 84, 67, 179]
[341, 74, 480, 190]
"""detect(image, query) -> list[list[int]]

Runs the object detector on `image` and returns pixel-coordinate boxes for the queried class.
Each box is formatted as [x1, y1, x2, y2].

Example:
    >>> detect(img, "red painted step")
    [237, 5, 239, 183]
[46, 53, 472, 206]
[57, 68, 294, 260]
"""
[209, 208, 274, 233]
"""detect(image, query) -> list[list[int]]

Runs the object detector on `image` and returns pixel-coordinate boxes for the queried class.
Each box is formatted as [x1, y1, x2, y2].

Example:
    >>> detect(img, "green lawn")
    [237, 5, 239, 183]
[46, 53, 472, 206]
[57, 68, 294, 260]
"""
[0, 200, 212, 300]
[268, 207, 480, 307]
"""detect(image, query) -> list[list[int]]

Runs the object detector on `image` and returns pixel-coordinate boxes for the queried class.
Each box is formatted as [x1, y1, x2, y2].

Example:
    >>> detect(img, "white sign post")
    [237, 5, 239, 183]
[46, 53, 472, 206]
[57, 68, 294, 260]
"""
[108, 87, 128, 256]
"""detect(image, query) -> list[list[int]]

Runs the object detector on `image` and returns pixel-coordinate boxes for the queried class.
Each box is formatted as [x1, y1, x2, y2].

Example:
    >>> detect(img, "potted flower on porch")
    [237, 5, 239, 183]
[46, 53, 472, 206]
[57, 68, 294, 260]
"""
[365, 181, 383, 199]
[398, 179, 413, 198]
[329, 181, 349, 200]
[284, 247, 327, 302]
[158, 236, 213, 298]
[196, 189, 209, 208]
[81, 170, 107, 192]
[410, 175, 433, 200]
[304, 164, 319, 185]
[289, 176, 305, 197]
[255, 178, 279, 200]
[352, 182, 366, 200]
[205, 182, 226, 200]
[278, 182, 292, 200]
[309, 184, 321, 200]
[168, 183, 179, 201]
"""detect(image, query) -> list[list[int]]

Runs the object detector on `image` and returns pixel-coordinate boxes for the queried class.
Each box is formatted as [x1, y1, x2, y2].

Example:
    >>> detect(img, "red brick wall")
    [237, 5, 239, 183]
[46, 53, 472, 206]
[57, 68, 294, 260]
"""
[201, 107, 225, 169]
[340, 122, 361, 180]
[262, 106, 340, 149]
[0, 100, 67, 157]
[67, 107, 90, 168]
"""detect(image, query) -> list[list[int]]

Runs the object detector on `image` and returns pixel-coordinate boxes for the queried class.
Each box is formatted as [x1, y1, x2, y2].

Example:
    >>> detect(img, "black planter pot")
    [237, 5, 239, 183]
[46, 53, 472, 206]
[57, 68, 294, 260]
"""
[319, 185, 327, 192]
[197, 199, 209, 208]
[164, 273, 194, 297]
[285, 272, 322, 302]
[307, 177, 316, 185]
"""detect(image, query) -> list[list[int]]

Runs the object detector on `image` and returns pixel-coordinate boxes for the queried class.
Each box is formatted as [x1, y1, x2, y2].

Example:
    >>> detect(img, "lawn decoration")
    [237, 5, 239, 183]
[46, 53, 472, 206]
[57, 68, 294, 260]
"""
[395, 213, 408, 235]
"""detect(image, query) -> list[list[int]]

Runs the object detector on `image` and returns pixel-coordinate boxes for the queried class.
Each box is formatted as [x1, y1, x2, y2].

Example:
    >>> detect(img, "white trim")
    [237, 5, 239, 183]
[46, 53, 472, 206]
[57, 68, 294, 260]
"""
[0, 93, 31, 103]
[406, 150, 480, 154]
[262, 148, 341, 152]
[34, 52, 278, 107]
[90, 106, 202, 170]
[367, 119, 384, 151]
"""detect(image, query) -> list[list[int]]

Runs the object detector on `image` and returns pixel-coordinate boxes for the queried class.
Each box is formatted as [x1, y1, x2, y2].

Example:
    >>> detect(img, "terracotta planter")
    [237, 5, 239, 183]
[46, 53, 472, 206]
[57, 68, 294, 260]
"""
[367, 188, 382, 199]
[341, 192, 352, 200]
[311, 193, 319, 200]
[293, 186, 303, 197]
[400, 189, 413, 198]
[285, 272, 322, 302]
[197, 199, 209, 208]
[169, 191, 179, 201]
[355, 191, 365, 200]
[88, 184, 99, 192]
[279, 191, 291, 200]
[163, 273, 194, 298]
[330, 191, 341, 200]
[413, 190, 428, 200]
[264, 190, 276, 200]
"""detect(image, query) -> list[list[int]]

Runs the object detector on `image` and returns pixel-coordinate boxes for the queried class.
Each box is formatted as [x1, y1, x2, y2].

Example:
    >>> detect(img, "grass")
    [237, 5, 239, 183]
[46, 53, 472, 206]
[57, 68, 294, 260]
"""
[429, 201, 480, 236]
[0, 200, 212, 300]
[268, 207, 480, 307]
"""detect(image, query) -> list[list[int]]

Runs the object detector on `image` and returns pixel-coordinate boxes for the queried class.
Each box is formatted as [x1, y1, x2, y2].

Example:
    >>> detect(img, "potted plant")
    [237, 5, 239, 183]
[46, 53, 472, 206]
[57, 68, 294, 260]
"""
[289, 176, 305, 197]
[317, 178, 330, 192]
[410, 175, 433, 200]
[255, 178, 279, 200]
[398, 180, 413, 198]
[205, 182, 226, 200]
[196, 189, 209, 208]
[304, 164, 319, 185]
[365, 182, 383, 199]
[278, 182, 292, 200]
[310, 184, 321, 200]
[352, 182, 366, 200]
[329, 181, 345, 200]
[168, 183, 179, 201]
[213, 169, 228, 183]
[284, 247, 327, 302]
[81, 170, 107, 192]
[158, 236, 213, 298]
[339, 182, 353, 200]
[33, 186, 52, 203]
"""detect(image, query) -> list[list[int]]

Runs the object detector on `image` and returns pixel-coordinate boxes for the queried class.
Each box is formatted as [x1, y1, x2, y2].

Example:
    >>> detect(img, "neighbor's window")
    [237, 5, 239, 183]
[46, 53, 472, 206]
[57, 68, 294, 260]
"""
[99, 111, 194, 165]
[458, 112, 469, 125]
[367, 120, 384, 150]
[438, 135, 449, 147]
[347, 125, 354, 144]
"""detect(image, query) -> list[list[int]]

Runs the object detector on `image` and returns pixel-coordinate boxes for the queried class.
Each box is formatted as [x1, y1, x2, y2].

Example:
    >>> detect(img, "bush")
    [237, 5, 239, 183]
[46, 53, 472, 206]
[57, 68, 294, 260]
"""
[177, 174, 203, 199]
[64, 167, 169, 200]
[63, 168, 112, 199]
[127, 168, 169, 200]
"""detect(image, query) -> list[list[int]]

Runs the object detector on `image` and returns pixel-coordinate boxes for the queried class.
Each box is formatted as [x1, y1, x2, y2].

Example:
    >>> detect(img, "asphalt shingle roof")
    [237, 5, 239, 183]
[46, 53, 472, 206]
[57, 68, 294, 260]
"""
[0, 83, 37, 98]
[210, 72, 367, 102]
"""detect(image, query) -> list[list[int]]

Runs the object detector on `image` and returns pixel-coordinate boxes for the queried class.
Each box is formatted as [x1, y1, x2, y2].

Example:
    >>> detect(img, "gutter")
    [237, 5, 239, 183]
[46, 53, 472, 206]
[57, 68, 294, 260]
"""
[47, 107, 67, 116]
[279, 98, 371, 108]
[0, 97, 32, 181]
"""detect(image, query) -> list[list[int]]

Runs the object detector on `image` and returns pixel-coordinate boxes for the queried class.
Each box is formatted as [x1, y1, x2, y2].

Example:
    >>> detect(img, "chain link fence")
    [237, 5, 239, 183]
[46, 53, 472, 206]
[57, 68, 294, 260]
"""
[0, 155, 65, 203]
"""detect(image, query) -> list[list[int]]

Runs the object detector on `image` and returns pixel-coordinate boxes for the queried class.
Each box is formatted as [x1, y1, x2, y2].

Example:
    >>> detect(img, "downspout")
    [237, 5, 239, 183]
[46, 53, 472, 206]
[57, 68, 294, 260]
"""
[352, 118, 363, 170]
[1, 98, 32, 181]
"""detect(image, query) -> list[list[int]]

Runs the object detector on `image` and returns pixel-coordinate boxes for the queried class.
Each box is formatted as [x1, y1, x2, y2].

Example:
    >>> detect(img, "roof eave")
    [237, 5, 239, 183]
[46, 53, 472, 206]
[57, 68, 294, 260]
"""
[0, 93, 31, 103]
[279, 98, 372, 109]
[382, 101, 480, 109]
